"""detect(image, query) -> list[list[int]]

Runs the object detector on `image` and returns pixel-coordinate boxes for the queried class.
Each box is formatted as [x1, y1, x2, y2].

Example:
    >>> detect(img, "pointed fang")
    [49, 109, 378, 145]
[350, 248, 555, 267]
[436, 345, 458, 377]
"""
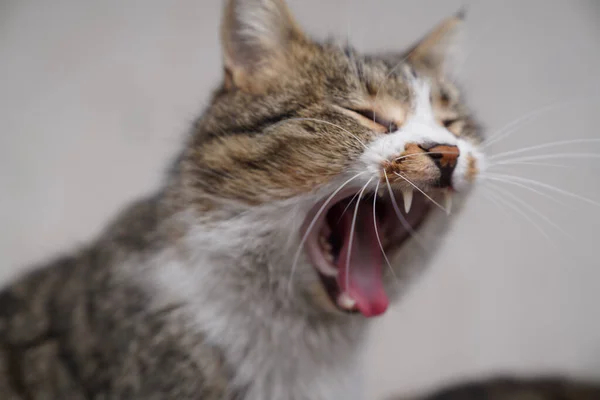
[444, 191, 452, 215]
[403, 188, 413, 214]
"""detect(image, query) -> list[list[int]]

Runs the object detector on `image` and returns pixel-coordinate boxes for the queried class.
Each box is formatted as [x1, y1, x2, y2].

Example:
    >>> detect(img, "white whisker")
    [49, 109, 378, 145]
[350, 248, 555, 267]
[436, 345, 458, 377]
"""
[481, 188, 514, 221]
[383, 170, 428, 249]
[486, 183, 573, 239]
[489, 138, 600, 161]
[345, 178, 374, 290]
[491, 153, 600, 165]
[483, 101, 573, 148]
[372, 181, 397, 283]
[485, 172, 600, 208]
[337, 190, 363, 223]
[288, 172, 365, 294]
[487, 160, 571, 169]
[481, 175, 571, 208]
[482, 187, 552, 241]
[394, 172, 449, 214]
[393, 151, 460, 162]
[343, 14, 360, 80]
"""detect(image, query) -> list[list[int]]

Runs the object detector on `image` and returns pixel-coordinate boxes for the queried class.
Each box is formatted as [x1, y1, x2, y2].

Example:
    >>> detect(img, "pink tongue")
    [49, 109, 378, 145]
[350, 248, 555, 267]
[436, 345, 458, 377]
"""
[336, 201, 389, 317]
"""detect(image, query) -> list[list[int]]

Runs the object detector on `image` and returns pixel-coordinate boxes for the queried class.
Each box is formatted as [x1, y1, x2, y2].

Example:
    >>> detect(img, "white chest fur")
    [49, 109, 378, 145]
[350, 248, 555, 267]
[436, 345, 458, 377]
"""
[131, 209, 369, 400]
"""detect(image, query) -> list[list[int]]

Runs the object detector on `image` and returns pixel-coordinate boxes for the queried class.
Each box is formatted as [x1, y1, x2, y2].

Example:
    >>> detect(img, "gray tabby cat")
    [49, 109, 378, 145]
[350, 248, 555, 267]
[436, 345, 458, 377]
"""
[3, 0, 562, 398]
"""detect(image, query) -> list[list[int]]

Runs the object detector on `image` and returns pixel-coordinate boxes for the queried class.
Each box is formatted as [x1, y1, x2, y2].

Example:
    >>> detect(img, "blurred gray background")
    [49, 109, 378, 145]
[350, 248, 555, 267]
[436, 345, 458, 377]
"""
[1, 0, 599, 398]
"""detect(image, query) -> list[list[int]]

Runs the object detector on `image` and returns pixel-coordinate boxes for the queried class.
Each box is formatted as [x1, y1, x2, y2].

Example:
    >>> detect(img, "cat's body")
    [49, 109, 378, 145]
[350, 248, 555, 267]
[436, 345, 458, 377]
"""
[2, 0, 588, 399]
[0, 197, 230, 399]
[5, 206, 598, 400]
[0, 196, 365, 399]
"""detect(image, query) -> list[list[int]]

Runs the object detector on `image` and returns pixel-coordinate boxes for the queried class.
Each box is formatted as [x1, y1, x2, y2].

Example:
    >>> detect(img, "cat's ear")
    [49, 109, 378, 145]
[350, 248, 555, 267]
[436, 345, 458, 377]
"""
[221, 0, 306, 92]
[407, 10, 465, 75]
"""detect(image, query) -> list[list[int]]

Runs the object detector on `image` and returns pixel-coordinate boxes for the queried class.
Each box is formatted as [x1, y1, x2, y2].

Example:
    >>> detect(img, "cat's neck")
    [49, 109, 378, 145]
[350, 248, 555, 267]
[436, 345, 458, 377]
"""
[129, 190, 339, 318]
[105, 193, 368, 399]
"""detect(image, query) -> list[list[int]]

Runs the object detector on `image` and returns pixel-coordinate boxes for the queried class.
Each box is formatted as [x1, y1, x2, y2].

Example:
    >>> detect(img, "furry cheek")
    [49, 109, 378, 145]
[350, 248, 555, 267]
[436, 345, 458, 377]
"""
[453, 139, 486, 191]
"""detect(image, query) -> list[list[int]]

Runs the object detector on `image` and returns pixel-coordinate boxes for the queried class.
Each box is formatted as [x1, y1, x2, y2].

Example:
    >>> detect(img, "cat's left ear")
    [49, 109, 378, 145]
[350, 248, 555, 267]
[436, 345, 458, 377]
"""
[407, 10, 465, 75]
[221, 0, 306, 92]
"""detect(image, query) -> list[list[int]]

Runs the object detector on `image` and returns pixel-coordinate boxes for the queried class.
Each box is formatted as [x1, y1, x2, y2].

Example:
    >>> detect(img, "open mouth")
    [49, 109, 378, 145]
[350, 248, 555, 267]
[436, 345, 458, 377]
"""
[302, 184, 431, 318]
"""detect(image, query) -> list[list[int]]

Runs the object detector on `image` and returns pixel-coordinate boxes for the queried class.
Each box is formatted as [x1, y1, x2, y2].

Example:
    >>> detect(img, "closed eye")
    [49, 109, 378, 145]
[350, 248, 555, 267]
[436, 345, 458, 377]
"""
[345, 108, 398, 133]
[442, 118, 460, 128]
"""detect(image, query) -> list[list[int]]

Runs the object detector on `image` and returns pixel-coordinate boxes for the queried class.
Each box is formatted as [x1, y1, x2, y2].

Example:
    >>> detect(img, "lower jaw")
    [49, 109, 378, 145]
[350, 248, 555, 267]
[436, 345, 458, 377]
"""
[315, 245, 403, 317]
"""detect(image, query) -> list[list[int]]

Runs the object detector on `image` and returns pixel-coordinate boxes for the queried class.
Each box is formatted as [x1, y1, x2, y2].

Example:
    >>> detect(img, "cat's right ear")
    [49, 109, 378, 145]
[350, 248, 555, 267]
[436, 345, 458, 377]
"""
[221, 0, 306, 92]
[406, 10, 465, 76]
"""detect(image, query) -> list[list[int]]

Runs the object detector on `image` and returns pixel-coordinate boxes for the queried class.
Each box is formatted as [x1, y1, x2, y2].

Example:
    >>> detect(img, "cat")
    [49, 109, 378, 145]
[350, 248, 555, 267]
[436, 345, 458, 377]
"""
[0, 0, 487, 399]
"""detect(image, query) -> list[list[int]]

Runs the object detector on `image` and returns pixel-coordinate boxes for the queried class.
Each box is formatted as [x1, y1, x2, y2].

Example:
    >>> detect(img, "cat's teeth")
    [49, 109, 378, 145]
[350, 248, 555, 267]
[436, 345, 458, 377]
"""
[324, 250, 334, 264]
[319, 234, 328, 248]
[320, 236, 333, 252]
[377, 187, 385, 198]
[322, 241, 333, 261]
[319, 262, 338, 277]
[318, 235, 337, 275]
[444, 191, 452, 215]
[402, 188, 413, 214]
[337, 292, 356, 310]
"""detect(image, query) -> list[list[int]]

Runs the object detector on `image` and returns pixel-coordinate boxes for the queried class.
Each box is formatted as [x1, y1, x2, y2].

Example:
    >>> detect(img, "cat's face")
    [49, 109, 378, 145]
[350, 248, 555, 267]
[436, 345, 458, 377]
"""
[182, 0, 485, 318]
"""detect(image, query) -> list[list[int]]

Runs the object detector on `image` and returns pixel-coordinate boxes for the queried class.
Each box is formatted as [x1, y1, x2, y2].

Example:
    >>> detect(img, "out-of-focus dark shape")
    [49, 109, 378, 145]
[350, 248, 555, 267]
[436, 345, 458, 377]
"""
[394, 376, 600, 400]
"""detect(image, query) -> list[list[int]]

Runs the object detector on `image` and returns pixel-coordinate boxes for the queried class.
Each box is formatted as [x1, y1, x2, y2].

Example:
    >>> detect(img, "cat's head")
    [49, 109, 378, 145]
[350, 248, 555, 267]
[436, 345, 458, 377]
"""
[178, 0, 485, 318]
